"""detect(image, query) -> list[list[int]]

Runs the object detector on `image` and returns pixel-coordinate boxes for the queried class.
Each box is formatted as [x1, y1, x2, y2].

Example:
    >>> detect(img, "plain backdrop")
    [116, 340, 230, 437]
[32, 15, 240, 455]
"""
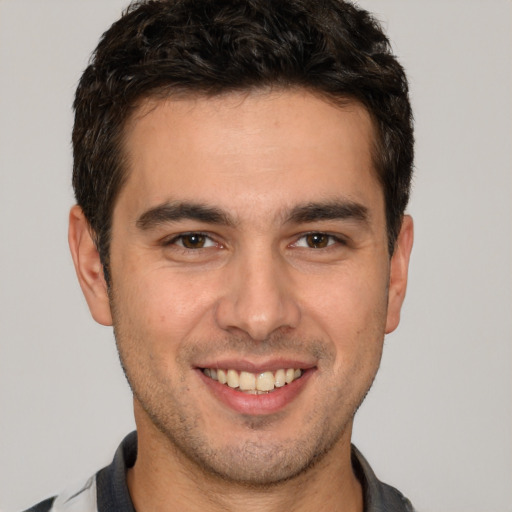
[0, 1, 511, 511]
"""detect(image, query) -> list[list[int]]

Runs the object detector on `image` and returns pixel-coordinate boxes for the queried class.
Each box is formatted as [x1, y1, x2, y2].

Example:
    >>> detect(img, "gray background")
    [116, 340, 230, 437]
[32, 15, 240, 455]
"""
[0, 1, 510, 511]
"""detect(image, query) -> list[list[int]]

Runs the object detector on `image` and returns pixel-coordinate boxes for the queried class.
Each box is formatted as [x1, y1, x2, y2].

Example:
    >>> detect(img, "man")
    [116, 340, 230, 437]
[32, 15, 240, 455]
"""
[26, 0, 414, 510]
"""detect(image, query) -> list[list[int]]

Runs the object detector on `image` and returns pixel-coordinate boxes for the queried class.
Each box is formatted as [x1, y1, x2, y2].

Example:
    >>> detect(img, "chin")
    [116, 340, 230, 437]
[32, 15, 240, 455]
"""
[143, 400, 350, 488]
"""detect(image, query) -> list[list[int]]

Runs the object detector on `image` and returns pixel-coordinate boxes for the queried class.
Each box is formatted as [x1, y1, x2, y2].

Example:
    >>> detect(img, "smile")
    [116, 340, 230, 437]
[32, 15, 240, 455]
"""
[202, 368, 303, 394]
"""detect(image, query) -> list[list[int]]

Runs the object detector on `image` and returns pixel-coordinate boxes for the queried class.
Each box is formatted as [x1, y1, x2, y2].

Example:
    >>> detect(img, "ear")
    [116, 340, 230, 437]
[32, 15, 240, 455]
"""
[385, 215, 414, 334]
[68, 205, 113, 326]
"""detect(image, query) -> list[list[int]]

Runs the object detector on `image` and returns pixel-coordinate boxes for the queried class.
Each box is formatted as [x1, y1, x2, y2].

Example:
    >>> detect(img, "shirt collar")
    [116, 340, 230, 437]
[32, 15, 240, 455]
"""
[96, 432, 414, 512]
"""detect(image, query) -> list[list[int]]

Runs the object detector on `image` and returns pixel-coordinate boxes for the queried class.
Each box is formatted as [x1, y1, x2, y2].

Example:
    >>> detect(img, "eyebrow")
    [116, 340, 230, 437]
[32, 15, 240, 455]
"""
[136, 201, 235, 230]
[136, 198, 370, 231]
[285, 200, 370, 225]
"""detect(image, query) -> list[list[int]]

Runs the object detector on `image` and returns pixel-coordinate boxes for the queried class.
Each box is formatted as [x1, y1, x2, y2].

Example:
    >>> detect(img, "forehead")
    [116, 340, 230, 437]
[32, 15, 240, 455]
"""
[117, 89, 382, 222]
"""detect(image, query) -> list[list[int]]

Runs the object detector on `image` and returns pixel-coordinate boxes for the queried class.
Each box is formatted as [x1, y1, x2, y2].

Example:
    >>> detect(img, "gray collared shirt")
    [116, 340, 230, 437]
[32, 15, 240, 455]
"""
[25, 431, 415, 512]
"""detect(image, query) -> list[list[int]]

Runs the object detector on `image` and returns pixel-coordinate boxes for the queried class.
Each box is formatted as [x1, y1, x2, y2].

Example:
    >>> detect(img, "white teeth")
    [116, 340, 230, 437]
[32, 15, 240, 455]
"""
[256, 371, 275, 391]
[274, 369, 286, 388]
[203, 367, 303, 393]
[217, 368, 227, 384]
[227, 369, 239, 388]
[239, 371, 256, 390]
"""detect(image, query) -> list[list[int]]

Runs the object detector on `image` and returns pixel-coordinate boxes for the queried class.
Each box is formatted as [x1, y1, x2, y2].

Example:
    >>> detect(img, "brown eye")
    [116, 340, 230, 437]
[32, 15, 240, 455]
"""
[180, 234, 207, 249]
[305, 233, 330, 248]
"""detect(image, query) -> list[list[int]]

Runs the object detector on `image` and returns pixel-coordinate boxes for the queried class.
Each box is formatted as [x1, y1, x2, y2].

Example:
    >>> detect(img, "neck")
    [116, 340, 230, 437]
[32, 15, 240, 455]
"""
[127, 414, 363, 512]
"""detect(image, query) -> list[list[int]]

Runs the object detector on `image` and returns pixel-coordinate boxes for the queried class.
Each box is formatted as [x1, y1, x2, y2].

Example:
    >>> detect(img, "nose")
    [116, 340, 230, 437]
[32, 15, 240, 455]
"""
[215, 248, 301, 341]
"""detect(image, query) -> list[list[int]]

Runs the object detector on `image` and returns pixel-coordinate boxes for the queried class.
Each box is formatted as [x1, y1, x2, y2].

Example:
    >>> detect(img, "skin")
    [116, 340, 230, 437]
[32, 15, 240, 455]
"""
[69, 89, 413, 512]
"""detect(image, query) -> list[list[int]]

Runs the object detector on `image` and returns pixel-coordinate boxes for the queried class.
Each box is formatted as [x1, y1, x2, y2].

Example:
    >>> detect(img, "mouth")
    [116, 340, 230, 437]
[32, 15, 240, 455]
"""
[201, 367, 303, 394]
[198, 362, 315, 415]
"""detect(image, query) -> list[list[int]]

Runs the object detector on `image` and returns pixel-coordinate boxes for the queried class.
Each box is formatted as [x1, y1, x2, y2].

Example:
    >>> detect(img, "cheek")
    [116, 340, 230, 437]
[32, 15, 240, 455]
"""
[302, 263, 389, 362]
[305, 261, 389, 325]
[113, 266, 221, 344]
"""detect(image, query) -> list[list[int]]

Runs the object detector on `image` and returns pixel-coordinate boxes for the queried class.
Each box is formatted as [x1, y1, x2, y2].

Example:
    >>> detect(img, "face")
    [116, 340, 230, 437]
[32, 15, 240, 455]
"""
[71, 89, 412, 486]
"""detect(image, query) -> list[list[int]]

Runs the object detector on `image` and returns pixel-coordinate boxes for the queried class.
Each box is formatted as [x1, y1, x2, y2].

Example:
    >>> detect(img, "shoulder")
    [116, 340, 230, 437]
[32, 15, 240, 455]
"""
[377, 481, 416, 512]
[22, 496, 56, 512]
[351, 444, 416, 512]
[19, 432, 137, 512]
[21, 475, 97, 512]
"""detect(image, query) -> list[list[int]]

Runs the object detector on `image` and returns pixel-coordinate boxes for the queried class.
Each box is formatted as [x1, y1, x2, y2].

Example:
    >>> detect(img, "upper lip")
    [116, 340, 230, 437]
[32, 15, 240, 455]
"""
[195, 358, 317, 373]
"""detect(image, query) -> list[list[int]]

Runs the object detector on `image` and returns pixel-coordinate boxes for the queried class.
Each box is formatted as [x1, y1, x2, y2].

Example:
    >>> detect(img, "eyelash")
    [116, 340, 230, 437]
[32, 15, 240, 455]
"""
[293, 232, 348, 249]
[163, 231, 347, 250]
[163, 232, 219, 250]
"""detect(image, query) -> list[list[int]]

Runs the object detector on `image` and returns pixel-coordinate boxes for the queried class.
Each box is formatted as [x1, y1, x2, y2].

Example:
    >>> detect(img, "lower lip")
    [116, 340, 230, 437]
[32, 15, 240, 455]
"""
[197, 369, 314, 415]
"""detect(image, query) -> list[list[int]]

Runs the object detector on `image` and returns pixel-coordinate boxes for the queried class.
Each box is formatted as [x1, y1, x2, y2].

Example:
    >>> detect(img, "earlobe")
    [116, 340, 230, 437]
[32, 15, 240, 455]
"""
[68, 205, 113, 326]
[385, 215, 414, 334]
